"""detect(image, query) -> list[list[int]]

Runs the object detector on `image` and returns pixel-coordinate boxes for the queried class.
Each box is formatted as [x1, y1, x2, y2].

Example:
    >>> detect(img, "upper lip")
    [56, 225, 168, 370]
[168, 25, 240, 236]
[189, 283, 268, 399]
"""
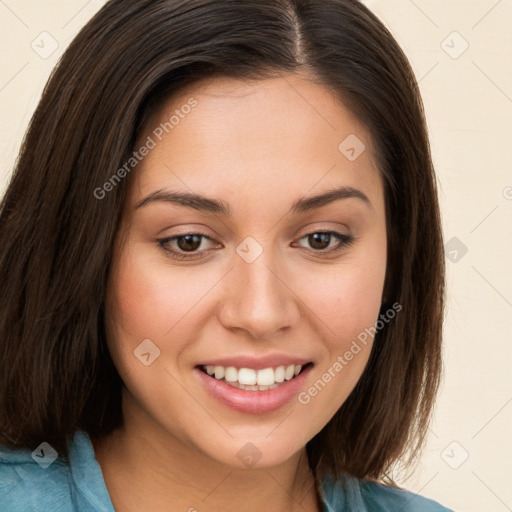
[196, 354, 312, 371]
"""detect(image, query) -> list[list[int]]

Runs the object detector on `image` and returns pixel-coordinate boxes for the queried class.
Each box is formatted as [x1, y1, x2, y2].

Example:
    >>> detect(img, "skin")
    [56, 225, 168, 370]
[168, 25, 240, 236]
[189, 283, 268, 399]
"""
[92, 72, 388, 512]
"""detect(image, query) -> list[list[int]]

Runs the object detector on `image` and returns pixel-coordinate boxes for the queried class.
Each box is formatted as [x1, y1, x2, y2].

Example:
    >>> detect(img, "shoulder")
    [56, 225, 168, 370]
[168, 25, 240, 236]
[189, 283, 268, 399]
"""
[358, 478, 454, 512]
[0, 431, 114, 512]
[320, 472, 454, 512]
[0, 441, 74, 511]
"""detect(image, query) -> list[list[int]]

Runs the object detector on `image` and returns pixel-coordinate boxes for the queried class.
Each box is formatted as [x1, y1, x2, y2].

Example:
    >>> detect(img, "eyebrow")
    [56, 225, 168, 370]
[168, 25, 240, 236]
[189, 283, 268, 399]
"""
[135, 185, 373, 216]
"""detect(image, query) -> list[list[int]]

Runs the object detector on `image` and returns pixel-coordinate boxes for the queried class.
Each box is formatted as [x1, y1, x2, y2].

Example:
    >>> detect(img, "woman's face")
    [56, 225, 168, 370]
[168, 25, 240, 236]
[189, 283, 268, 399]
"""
[105, 73, 387, 468]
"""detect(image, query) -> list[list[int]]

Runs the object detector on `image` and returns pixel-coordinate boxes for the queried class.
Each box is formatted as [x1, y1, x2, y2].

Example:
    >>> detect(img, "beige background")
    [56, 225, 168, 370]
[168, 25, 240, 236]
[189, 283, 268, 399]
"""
[1, 1, 511, 511]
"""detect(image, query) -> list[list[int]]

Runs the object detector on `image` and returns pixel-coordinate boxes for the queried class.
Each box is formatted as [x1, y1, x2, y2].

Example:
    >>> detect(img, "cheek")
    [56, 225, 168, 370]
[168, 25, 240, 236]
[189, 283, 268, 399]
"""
[104, 245, 179, 379]
[104, 247, 207, 419]
[107, 245, 205, 344]
[293, 246, 386, 412]
[298, 251, 386, 345]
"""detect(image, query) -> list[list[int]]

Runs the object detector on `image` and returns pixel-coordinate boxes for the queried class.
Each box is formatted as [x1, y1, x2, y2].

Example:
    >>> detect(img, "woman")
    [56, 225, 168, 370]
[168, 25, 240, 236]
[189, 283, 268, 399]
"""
[0, 1, 451, 510]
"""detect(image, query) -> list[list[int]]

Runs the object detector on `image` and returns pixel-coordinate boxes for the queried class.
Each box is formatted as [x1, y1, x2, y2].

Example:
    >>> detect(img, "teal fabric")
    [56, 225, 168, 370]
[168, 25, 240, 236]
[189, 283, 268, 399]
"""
[0, 430, 454, 511]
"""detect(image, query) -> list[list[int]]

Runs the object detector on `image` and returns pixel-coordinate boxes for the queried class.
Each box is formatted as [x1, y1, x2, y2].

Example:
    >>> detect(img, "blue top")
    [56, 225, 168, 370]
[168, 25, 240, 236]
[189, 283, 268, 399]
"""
[0, 430, 453, 512]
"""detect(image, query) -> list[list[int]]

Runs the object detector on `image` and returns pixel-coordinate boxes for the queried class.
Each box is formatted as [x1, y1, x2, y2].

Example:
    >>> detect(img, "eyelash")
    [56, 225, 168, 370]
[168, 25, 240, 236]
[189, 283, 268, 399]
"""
[157, 230, 355, 261]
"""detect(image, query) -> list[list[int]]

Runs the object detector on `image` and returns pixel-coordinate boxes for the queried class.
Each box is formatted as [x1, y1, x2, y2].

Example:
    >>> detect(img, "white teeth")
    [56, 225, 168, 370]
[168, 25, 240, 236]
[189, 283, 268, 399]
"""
[284, 364, 295, 381]
[256, 368, 275, 386]
[238, 368, 257, 386]
[202, 363, 305, 388]
[224, 366, 238, 382]
[214, 366, 225, 380]
[274, 366, 285, 382]
[225, 380, 282, 391]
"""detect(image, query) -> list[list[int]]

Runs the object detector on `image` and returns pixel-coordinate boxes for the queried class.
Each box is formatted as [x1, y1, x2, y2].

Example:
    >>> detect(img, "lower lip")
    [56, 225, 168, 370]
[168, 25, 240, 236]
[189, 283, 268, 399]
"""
[195, 364, 313, 414]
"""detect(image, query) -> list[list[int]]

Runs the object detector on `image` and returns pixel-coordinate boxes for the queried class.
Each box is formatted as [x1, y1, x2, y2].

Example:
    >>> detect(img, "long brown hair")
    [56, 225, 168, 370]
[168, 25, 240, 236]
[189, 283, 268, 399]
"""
[0, 0, 444, 484]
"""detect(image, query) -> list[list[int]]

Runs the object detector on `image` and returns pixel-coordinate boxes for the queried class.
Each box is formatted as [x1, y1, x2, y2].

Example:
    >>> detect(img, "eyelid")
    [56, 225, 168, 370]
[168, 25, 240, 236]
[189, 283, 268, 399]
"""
[293, 230, 355, 252]
[157, 228, 355, 261]
[157, 231, 220, 259]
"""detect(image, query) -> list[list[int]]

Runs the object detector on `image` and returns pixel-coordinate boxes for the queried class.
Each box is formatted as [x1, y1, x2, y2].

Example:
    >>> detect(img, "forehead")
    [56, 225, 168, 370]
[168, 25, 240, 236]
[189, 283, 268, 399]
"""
[128, 74, 384, 214]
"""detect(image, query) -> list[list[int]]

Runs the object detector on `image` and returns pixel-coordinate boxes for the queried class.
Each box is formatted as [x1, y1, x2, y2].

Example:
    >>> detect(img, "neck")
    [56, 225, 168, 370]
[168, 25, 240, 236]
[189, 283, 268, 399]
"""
[92, 389, 324, 512]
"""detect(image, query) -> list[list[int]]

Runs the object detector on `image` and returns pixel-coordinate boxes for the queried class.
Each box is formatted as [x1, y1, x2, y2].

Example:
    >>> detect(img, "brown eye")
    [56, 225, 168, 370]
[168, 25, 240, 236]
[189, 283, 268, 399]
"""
[176, 234, 203, 252]
[157, 233, 218, 260]
[307, 233, 332, 250]
[295, 230, 355, 254]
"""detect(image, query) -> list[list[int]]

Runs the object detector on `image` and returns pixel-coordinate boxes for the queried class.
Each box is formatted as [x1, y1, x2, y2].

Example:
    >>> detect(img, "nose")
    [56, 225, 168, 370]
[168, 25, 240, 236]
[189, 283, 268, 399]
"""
[217, 245, 301, 339]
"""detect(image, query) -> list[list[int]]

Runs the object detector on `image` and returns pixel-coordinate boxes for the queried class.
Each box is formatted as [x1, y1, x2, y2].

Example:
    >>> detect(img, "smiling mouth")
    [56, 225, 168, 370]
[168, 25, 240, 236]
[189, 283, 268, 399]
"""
[197, 362, 313, 391]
